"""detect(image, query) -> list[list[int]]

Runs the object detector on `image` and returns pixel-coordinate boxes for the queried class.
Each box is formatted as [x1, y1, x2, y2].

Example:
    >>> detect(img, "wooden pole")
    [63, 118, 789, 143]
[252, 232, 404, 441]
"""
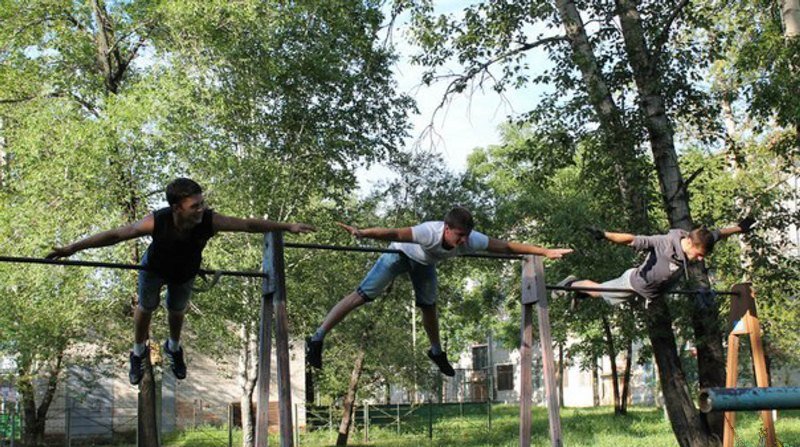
[269, 231, 295, 446]
[533, 257, 563, 447]
[256, 233, 276, 446]
[138, 351, 160, 447]
[745, 313, 777, 447]
[519, 256, 535, 447]
[723, 333, 739, 447]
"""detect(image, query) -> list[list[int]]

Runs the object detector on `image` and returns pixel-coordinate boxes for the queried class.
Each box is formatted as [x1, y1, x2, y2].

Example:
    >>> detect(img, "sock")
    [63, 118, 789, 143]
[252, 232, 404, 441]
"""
[168, 338, 180, 352]
[133, 342, 146, 357]
[311, 327, 326, 342]
[430, 343, 442, 355]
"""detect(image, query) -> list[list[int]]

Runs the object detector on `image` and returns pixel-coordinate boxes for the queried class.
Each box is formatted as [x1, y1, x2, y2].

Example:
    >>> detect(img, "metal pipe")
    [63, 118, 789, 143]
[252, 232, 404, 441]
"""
[699, 387, 800, 412]
[0, 255, 268, 278]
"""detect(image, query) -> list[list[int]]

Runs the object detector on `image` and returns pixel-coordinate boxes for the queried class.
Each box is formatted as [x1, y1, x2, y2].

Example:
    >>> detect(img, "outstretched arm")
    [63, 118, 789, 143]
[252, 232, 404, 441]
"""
[487, 238, 573, 259]
[336, 222, 413, 242]
[213, 214, 315, 234]
[46, 214, 155, 259]
[713, 217, 757, 242]
[586, 226, 636, 245]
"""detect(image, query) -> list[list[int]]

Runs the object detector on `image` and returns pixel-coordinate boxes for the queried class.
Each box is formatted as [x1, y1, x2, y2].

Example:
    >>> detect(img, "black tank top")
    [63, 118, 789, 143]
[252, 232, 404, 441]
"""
[144, 207, 215, 282]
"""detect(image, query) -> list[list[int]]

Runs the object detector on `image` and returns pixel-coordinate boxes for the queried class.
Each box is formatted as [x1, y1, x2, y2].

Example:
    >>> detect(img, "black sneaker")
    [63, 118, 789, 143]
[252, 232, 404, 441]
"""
[162, 341, 187, 380]
[427, 350, 455, 377]
[554, 275, 579, 297]
[129, 347, 149, 385]
[307, 338, 323, 369]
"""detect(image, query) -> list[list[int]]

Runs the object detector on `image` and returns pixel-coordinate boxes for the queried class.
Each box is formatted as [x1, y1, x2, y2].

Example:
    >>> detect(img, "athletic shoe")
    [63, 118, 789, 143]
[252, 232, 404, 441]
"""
[554, 275, 579, 297]
[162, 341, 187, 380]
[427, 350, 455, 377]
[307, 338, 323, 369]
[129, 347, 148, 385]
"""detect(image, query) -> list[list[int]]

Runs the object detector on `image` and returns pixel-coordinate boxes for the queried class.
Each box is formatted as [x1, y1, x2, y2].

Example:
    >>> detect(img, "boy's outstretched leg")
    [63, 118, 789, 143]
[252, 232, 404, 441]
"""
[420, 305, 455, 376]
[308, 291, 366, 369]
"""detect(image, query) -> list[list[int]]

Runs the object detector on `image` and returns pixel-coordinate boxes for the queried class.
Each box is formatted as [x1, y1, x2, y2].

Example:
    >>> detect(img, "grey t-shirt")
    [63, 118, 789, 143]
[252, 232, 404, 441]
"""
[628, 229, 689, 299]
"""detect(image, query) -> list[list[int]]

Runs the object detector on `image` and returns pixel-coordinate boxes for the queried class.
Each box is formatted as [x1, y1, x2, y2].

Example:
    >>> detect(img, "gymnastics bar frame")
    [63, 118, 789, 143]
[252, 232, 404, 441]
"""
[253, 239, 564, 447]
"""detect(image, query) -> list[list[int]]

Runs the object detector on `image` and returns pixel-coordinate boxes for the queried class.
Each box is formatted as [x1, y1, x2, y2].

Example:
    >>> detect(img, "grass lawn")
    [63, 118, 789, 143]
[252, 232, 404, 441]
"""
[156, 405, 800, 447]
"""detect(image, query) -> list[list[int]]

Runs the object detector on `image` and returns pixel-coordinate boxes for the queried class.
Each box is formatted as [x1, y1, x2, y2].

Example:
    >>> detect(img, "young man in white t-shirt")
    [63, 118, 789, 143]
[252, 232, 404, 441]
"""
[307, 207, 572, 376]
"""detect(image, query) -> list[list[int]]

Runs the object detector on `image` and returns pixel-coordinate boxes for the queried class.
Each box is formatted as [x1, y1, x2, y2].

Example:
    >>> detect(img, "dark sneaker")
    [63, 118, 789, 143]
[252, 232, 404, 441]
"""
[162, 341, 187, 380]
[554, 275, 579, 297]
[427, 350, 455, 377]
[129, 347, 149, 385]
[306, 338, 323, 369]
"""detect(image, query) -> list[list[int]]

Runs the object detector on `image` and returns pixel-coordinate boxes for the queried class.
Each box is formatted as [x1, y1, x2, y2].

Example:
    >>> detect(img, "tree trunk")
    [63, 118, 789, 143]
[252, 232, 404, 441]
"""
[557, 343, 564, 408]
[784, 0, 800, 37]
[19, 351, 63, 446]
[336, 330, 370, 446]
[238, 323, 259, 447]
[602, 316, 622, 414]
[645, 298, 714, 447]
[614, 0, 726, 437]
[620, 339, 633, 415]
[554, 0, 650, 231]
[592, 355, 600, 407]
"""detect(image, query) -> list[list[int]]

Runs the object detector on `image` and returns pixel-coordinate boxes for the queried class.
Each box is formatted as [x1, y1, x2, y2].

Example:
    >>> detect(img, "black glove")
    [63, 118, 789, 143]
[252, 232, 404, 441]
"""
[585, 226, 605, 241]
[738, 216, 757, 233]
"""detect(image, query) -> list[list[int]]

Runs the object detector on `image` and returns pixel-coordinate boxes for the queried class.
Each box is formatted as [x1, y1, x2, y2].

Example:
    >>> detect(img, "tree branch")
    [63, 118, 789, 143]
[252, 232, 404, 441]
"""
[652, 0, 691, 57]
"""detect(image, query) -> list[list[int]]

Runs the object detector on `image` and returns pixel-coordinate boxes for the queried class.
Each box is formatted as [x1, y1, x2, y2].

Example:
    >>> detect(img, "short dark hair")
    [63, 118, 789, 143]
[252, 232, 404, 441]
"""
[689, 227, 716, 254]
[444, 206, 474, 231]
[166, 178, 203, 206]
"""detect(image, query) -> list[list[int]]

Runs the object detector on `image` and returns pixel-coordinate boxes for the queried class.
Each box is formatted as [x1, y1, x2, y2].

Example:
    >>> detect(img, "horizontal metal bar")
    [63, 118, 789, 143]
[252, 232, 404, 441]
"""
[546, 284, 737, 297]
[0, 256, 268, 279]
[284, 242, 523, 259]
[699, 387, 800, 412]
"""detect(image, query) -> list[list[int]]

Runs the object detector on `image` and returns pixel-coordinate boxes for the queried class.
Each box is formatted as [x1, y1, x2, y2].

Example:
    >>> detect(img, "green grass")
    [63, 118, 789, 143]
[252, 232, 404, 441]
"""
[150, 406, 800, 447]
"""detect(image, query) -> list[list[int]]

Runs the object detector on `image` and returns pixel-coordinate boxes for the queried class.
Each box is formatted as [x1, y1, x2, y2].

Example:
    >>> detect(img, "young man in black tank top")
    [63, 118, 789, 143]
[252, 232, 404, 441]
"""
[47, 178, 315, 385]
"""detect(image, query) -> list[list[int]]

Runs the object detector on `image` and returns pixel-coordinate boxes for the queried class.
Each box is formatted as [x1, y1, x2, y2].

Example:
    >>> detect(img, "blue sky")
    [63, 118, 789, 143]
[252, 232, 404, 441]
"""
[357, 1, 553, 192]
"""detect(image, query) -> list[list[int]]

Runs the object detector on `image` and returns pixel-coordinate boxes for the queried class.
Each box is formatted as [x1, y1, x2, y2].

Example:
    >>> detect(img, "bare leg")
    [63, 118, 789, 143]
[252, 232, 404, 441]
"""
[168, 310, 185, 343]
[320, 291, 367, 334]
[420, 305, 441, 348]
[571, 280, 604, 298]
[134, 307, 153, 344]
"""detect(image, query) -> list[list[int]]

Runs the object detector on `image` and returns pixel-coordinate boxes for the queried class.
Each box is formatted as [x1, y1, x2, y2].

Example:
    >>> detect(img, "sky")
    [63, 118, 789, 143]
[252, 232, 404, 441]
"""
[356, 1, 552, 193]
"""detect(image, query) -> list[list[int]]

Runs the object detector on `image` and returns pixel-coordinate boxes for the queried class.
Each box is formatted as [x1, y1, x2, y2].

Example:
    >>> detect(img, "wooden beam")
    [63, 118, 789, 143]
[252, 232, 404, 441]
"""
[256, 233, 276, 446]
[534, 256, 563, 447]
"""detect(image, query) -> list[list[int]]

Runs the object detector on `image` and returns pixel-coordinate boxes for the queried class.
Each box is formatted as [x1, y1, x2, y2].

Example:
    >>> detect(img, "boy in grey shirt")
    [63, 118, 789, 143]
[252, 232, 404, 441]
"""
[558, 217, 755, 306]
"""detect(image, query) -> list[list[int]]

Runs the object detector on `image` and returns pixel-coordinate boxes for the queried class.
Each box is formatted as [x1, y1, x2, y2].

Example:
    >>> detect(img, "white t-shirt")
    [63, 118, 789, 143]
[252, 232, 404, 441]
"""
[389, 221, 490, 265]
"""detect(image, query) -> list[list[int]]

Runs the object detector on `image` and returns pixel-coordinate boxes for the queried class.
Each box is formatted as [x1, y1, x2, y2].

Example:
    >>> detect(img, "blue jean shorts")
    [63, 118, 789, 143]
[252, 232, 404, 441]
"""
[138, 254, 195, 312]
[357, 253, 437, 307]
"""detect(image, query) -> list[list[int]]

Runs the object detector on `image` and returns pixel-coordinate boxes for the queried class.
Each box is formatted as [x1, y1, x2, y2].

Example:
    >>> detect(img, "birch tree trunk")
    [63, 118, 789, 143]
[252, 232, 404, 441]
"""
[238, 323, 259, 447]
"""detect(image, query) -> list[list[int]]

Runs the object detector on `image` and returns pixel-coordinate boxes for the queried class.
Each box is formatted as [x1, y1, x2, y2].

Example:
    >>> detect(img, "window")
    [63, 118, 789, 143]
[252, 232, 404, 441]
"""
[472, 345, 488, 370]
[496, 364, 514, 391]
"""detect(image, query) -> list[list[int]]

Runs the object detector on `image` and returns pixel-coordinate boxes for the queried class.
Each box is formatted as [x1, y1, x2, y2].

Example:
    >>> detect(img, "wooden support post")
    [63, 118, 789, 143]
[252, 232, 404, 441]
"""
[256, 231, 294, 447]
[256, 233, 276, 446]
[723, 333, 739, 447]
[534, 257, 563, 447]
[519, 256, 535, 447]
[723, 283, 777, 447]
[138, 352, 160, 447]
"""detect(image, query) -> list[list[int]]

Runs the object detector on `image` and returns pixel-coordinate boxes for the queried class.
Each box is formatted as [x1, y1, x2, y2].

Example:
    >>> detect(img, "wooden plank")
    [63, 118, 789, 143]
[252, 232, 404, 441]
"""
[256, 234, 275, 446]
[534, 256, 562, 447]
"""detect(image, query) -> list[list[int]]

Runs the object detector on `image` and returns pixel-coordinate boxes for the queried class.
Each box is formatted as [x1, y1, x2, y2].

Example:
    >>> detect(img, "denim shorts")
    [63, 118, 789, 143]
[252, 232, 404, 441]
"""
[357, 253, 437, 307]
[138, 253, 195, 312]
[599, 268, 636, 305]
